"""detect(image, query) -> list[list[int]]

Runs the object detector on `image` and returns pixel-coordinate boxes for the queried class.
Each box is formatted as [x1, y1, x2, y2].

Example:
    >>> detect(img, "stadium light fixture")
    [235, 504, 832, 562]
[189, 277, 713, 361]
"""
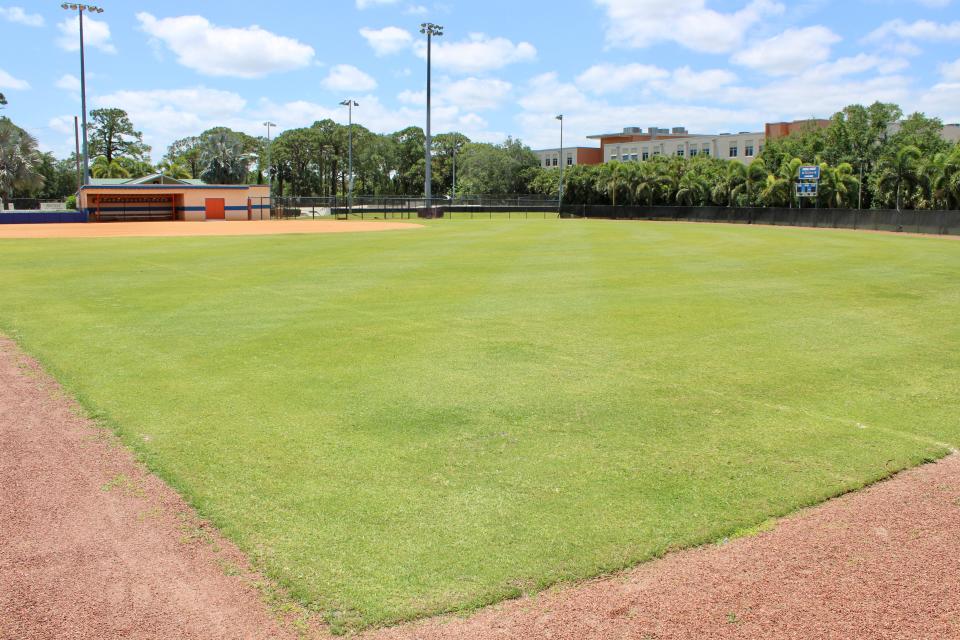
[61, 3, 104, 186]
[420, 22, 443, 205]
[340, 100, 359, 211]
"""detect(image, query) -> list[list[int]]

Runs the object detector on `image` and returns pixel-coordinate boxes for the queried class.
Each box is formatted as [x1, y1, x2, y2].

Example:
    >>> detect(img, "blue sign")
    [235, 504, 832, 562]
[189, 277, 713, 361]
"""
[799, 166, 821, 181]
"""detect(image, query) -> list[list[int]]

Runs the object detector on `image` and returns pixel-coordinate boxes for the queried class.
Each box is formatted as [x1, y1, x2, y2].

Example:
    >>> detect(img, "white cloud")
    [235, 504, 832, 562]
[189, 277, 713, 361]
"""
[93, 87, 250, 154]
[359, 26, 413, 56]
[322, 64, 378, 92]
[0, 6, 44, 27]
[576, 64, 669, 94]
[667, 67, 738, 93]
[515, 70, 763, 150]
[48, 116, 76, 136]
[717, 74, 911, 121]
[915, 82, 960, 123]
[442, 77, 512, 110]
[913, 0, 951, 6]
[941, 58, 960, 80]
[399, 77, 513, 111]
[865, 19, 960, 42]
[55, 74, 80, 92]
[356, 0, 399, 8]
[258, 95, 504, 143]
[801, 54, 908, 80]
[136, 13, 315, 78]
[594, 0, 785, 54]
[413, 33, 536, 74]
[57, 15, 115, 54]
[732, 26, 840, 75]
[0, 68, 29, 90]
[405, 5, 429, 15]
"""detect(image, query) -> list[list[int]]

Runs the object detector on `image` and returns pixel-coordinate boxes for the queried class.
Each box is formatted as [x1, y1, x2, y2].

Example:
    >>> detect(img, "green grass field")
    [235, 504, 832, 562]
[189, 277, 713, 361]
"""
[1, 219, 959, 632]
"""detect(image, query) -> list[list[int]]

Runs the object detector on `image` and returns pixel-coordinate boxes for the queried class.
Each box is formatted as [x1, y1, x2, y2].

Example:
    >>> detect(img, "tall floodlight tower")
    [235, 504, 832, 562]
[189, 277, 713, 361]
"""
[61, 3, 104, 186]
[556, 114, 564, 213]
[340, 100, 359, 210]
[420, 22, 443, 205]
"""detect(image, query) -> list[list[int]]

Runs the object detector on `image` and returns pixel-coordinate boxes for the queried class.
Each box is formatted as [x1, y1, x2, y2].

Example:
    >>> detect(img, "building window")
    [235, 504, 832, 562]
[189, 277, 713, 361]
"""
[544, 159, 550, 167]
[611, 154, 618, 161]
[690, 148, 699, 157]
[745, 144, 754, 157]
[567, 156, 573, 166]
[552, 157, 558, 166]
[729, 145, 739, 158]
[677, 148, 685, 157]
[653, 149, 661, 156]
[703, 148, 710, 157]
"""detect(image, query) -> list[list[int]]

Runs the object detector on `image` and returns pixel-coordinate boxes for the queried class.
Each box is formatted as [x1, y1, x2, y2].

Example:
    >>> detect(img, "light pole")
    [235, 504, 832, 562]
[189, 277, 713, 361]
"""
[262, 121, 276, 219]
[451, 144, 457, 201]
[420, 22, 443, 207]
[556, 114, 564, 215]
[61, 3, 103, 186]
[263, 120, 276, 186]
[340, 100, 358, 211]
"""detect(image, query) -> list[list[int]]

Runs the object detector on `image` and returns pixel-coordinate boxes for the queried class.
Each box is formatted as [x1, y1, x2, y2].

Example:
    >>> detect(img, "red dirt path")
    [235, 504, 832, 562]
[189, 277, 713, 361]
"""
[366, 456, 960, 640]
[0, 219, 421, 239]
[0, 336, 301, 640]
[2, 331, 959, 639]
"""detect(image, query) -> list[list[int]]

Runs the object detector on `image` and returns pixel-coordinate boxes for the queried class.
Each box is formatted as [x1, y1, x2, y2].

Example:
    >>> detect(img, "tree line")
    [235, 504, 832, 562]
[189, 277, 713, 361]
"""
[533, 103, 959, 211]
[1, 100, 958, 211]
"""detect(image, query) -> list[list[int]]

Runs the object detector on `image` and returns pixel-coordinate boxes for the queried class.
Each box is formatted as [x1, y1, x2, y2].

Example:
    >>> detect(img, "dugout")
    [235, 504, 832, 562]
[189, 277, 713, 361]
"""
[79, 175, 270, 222]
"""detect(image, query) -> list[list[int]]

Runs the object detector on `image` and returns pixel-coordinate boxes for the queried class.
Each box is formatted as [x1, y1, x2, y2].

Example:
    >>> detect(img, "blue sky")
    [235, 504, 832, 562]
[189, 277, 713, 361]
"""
[1, 0, 958, 160]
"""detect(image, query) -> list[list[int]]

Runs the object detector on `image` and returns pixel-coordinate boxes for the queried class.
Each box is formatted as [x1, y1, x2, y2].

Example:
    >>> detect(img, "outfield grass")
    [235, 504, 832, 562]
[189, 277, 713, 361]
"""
[1, 219, 958, 631]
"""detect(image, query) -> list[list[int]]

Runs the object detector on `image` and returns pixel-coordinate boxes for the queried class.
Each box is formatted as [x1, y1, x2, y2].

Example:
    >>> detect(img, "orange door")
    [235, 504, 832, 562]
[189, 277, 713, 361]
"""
[205, 198, 225, 220]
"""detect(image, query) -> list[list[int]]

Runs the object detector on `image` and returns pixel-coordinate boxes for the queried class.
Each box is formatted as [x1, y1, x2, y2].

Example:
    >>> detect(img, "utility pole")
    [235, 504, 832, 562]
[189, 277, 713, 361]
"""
[61, 3, 103, 186]
[420, 22, 443, 208]
[340, 100, 358, 212]
[73, 116, 82, 192]
[451, 144, 457, 201]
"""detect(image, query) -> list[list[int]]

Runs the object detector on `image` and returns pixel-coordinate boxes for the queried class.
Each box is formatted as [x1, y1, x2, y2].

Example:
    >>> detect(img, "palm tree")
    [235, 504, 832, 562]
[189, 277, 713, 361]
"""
[634, 163, 662, 206]
[817, 162, 859, 208]
[91, 156, 131, 179]
[118, 156, 154, 179]
[877, 145, 921, 212]
[157, 159, 192, 180]
[676, 172, 708, 206]
[0, 120, 44, 205]
[760, 173, 791, 207]
[730, 159, 767, 206]
[936, 147, 960, 209]
[199, 132, 249, 184]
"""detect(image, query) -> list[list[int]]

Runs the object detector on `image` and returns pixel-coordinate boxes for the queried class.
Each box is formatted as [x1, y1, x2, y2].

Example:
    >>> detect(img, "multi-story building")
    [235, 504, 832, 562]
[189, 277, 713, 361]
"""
[539, 118, 959, 170]
[586, 126, 764, 165]
[533, 147, 603, 168]
[765, 119, 832, 140]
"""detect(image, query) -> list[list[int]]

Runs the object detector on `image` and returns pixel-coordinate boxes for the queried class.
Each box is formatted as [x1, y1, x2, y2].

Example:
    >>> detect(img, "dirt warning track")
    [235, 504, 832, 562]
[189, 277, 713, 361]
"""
[0, 219, 421, 239]
[0, 336, 301, 640]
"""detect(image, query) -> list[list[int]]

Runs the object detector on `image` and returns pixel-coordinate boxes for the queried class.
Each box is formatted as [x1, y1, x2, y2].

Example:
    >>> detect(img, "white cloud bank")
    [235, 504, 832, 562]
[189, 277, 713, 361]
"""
[136, 13, 315, 78]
